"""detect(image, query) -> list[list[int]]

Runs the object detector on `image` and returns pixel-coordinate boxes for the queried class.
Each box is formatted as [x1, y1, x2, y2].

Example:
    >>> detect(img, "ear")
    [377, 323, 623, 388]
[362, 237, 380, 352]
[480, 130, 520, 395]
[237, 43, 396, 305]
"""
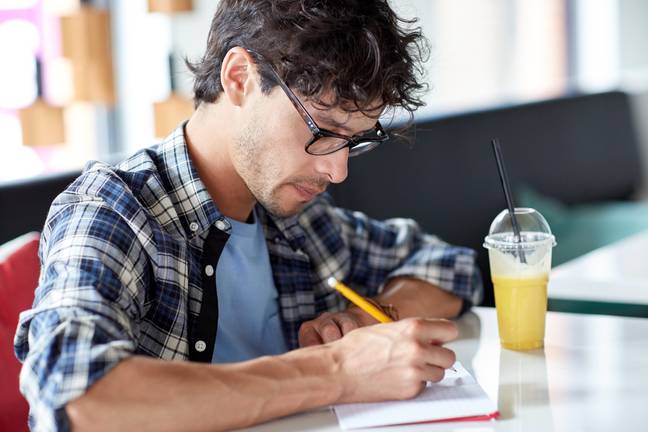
[220, 47, 258, 107]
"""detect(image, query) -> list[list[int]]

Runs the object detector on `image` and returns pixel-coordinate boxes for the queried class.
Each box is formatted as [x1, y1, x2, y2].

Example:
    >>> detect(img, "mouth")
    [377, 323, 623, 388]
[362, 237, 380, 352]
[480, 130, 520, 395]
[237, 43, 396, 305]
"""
[292, 184, 325, 201]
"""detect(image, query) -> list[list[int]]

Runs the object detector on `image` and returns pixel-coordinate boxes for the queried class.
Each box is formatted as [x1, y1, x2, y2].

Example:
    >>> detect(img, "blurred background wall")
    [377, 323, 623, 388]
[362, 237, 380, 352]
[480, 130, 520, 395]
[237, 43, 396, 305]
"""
[0, 0, 646, 187]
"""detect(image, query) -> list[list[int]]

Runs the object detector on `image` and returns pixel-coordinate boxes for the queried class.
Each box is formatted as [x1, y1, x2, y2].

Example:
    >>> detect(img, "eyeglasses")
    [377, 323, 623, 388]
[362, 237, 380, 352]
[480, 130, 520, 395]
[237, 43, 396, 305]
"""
[247, 50, 389, 157]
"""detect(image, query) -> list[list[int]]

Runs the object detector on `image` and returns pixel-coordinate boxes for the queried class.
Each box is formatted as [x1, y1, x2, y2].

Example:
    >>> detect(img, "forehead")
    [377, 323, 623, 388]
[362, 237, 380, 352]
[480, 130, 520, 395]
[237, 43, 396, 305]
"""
[306, 95, 384, 131]
[307, 90, 384, 117]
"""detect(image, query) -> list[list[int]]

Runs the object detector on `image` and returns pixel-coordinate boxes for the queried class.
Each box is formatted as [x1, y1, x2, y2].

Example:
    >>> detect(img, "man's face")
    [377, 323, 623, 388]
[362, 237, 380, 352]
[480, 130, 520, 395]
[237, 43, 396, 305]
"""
[230, 85, 381, 218]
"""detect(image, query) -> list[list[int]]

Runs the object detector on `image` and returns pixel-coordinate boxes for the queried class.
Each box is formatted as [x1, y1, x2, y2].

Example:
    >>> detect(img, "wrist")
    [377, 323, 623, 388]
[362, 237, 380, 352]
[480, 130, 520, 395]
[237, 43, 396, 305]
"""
[326, 339, 352, 403]
[280, 344, 346, 406]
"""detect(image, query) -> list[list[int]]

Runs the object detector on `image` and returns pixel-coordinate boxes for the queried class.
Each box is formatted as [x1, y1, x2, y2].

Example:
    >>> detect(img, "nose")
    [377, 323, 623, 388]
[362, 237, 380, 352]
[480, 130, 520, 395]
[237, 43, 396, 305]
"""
[314, 148, 349, 184]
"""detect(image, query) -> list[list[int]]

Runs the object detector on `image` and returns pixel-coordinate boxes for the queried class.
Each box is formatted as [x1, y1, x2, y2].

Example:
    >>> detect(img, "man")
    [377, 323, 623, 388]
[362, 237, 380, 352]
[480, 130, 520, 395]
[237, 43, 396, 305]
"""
[15, 1, 482, 430]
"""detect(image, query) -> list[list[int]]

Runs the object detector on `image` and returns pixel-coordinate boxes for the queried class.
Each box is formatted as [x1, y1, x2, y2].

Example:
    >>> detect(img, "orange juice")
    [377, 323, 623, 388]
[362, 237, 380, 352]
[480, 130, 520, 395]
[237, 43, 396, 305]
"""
[484, 209, 556, 351]
[492, 274, 548, 350]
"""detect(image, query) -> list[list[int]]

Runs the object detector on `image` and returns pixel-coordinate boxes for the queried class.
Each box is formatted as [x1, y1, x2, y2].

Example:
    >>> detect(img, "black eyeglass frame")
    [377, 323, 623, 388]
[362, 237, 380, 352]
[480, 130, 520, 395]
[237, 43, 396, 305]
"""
[246, 50, 389, 157]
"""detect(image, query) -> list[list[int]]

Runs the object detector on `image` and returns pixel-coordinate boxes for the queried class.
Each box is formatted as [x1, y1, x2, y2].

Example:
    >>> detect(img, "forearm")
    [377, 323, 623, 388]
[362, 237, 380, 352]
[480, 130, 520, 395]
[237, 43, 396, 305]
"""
[373, 277, 463, 319]
[66, 346, 342, 432]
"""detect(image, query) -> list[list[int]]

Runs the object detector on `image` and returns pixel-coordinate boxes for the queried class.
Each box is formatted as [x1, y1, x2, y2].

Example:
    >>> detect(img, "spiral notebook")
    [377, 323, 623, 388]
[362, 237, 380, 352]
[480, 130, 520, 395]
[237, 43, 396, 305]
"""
[333, 362, 498, 430]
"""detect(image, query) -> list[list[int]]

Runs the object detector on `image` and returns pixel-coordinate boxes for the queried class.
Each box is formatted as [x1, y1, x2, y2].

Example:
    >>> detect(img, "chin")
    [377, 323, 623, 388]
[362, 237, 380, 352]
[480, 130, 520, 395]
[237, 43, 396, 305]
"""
[270, 204, 305, 218]
[261, 199, 306, 218]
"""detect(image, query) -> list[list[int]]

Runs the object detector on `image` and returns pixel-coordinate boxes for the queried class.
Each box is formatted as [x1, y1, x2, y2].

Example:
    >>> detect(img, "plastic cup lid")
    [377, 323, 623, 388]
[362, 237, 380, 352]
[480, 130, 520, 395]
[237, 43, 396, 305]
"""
[483, 208, 556, 250]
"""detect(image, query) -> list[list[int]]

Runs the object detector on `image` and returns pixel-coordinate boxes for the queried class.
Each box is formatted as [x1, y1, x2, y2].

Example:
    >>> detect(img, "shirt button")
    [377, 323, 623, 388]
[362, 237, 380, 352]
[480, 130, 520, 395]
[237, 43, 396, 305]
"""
[215, 220, 226, 230]
[205, 265, 214, 277]
[189, 222, 199, 232]
[195, 340, 206, 352]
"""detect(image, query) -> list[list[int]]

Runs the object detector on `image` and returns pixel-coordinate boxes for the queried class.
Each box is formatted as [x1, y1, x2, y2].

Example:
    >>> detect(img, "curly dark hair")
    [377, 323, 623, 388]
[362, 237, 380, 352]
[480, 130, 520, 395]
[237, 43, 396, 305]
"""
[186, 0, 429, 120]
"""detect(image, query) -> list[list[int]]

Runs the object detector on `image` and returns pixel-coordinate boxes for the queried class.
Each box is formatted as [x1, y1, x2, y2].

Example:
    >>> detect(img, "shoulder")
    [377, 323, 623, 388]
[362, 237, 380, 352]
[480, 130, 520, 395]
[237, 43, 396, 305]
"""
[75, 146, 161, 202]
[51, 145, 168, 217]
[42, 147, 169, 250]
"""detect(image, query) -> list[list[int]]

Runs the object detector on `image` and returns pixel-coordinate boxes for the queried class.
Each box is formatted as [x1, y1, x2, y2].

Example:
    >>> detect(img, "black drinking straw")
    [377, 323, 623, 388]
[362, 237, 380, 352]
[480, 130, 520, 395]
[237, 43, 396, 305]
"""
[491, 138, 526, 263]
[168, 54, 177, 92]
[35, 58, 44, 98]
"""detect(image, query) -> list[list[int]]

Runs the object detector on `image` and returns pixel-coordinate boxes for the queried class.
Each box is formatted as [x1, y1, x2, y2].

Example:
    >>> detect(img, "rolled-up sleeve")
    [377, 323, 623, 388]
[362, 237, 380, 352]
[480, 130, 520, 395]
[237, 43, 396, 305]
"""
[334, 207, 483, 306]
[14, 197, 147, 432]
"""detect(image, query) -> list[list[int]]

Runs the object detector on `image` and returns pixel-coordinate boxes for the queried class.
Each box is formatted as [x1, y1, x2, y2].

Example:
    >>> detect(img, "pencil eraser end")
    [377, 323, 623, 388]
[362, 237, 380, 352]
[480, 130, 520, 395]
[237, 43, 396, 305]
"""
[326, 277, 338, 288]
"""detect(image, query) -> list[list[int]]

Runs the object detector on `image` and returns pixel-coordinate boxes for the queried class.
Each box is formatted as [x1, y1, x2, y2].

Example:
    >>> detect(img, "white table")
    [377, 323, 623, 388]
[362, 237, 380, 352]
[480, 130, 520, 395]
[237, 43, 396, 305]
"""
[243, 307, 648, 431]
[548, 230, 648, 316]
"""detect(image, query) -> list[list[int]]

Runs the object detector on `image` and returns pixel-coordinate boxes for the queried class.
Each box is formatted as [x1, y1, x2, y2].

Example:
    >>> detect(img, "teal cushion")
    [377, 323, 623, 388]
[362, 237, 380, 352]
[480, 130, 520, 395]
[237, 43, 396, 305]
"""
[517, 187, 648, 266]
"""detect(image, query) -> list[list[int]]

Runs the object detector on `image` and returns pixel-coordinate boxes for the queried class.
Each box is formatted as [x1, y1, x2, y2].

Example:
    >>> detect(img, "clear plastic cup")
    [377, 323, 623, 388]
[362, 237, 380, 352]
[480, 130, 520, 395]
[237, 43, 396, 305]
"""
[484, 208, 556, 350]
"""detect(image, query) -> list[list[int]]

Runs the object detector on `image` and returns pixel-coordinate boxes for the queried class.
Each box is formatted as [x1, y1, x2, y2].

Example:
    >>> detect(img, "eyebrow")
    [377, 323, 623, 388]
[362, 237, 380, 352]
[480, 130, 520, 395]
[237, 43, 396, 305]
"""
[315, 114, 353, 133]
[315, 114, 376, 136]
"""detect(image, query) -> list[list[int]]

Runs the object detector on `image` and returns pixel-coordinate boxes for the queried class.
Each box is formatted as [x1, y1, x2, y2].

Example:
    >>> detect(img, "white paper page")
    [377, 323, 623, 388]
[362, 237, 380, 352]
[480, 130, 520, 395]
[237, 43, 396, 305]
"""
[333, 362, 497, 430]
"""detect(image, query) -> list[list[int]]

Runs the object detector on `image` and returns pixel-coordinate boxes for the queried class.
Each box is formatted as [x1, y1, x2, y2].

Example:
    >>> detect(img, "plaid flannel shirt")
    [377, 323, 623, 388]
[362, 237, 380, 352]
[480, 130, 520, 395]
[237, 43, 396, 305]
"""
[14, 124, 482, 431]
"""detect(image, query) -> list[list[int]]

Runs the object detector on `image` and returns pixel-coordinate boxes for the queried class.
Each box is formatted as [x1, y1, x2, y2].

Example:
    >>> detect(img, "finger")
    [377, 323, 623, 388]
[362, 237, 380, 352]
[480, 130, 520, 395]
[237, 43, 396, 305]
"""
[299, 323, 323, 347]
[425, 319, 459, 345]
[420, 344, 457, 370]
[395, 373, 427, 400]
[418, 363, 446, 383]
[319, 320, 343, 343]
[331, 313, 361, 335]
[401, 318, 459, 345]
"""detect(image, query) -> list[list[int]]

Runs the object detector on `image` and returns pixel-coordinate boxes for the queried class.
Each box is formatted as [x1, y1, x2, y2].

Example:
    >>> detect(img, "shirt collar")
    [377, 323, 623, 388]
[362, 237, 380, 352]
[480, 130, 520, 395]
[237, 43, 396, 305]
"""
[159, 122, 223, 239]
[257, 206, 307, 251]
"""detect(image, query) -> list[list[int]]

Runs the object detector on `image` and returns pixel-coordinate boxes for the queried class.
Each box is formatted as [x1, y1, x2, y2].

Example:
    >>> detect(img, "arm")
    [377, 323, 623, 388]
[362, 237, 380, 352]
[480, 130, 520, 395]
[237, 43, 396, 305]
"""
[66, 347, 339, 431]
[299, 203, 479, 346]
[67, 318, 458, 432]
[14, 191, 150, 431]
[336, 209, 482, 306]
[375, 276, 464, 319]
[299, 279, 462, 345]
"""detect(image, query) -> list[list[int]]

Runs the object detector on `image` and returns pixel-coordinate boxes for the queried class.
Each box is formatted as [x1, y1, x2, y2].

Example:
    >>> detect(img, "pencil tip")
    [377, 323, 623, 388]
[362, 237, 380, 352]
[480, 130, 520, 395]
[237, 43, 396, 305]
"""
[326, 277, 337, 288]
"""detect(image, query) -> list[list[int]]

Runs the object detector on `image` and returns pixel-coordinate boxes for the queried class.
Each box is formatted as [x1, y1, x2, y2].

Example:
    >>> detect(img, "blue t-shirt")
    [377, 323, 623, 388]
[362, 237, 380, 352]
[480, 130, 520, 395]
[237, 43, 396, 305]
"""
[212, 210, 288, 363]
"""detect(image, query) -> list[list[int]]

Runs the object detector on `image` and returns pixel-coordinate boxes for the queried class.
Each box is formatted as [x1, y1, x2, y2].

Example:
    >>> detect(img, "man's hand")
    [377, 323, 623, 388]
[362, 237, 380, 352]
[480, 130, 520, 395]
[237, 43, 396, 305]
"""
[299, 307, 376, 347]
[299, 277, 465, 348]
[330, 317, 458, 403]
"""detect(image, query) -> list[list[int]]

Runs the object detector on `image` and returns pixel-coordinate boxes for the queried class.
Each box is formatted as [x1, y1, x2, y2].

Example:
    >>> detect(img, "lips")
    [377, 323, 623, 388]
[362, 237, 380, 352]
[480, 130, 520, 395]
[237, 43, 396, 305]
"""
[293, 184, 325, 201]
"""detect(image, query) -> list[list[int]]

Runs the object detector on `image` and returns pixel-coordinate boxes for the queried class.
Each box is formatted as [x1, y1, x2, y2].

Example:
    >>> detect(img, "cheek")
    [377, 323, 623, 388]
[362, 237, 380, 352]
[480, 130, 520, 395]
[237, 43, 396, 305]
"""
[264, 103, 311, 150]
[263, 147, 309, 186]
[262, 128, 313, 176]
[256, 98, 314, 180]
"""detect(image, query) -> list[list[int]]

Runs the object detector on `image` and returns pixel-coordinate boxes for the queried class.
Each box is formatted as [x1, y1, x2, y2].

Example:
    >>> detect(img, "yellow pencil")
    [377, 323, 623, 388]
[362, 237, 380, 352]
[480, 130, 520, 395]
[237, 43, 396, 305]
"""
[327, 277, 393, 323]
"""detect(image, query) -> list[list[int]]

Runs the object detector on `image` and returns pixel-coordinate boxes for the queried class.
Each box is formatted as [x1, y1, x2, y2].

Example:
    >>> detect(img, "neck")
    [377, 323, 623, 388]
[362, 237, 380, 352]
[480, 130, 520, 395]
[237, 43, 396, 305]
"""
[185, 103, 255, 222]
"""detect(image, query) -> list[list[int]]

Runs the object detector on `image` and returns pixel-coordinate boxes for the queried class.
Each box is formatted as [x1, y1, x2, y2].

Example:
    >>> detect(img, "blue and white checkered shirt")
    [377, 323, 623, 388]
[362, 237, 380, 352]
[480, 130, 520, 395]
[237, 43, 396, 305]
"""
[14, 124, 482, 431]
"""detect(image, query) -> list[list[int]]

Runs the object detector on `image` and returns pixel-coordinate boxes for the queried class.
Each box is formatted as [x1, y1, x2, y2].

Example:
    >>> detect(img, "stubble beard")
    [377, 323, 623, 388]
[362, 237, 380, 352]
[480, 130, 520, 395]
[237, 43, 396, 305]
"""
[233, 123, 299, 218]
[234, 120, 332, 219]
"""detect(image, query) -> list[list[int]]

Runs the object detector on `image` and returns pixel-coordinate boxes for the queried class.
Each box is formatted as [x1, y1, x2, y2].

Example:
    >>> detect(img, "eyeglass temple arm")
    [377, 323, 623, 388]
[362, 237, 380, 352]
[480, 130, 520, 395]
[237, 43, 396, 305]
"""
[247, 49, 320, 133]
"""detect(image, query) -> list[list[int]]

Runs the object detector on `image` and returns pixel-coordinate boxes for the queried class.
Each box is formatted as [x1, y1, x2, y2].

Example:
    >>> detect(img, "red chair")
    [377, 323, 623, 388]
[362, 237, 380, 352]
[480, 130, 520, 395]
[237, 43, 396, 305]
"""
[0, 232, 40, 432]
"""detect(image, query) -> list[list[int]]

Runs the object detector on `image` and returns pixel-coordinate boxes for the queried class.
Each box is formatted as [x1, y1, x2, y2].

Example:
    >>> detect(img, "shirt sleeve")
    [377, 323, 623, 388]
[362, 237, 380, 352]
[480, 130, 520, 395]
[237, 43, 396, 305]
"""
[13, 194, 149, 432]
[333, 206, 483, 307]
